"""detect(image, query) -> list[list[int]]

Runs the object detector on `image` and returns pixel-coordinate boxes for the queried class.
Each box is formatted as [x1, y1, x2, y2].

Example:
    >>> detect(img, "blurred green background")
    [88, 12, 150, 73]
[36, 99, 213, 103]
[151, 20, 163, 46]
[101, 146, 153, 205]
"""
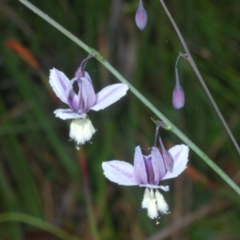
[0, 0, 240, 239]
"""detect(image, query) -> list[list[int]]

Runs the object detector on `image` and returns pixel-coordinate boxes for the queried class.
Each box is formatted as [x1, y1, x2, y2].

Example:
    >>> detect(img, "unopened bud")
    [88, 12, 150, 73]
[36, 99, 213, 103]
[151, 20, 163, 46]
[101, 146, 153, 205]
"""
[172, 85, 185, 109]
[172, 67, 185, 109]
[135, 0, 148, 30]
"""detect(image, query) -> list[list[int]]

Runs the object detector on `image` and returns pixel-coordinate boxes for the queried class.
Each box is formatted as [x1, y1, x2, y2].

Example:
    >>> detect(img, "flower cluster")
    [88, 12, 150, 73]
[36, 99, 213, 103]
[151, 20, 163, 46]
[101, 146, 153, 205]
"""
[49, 55, 189, 221]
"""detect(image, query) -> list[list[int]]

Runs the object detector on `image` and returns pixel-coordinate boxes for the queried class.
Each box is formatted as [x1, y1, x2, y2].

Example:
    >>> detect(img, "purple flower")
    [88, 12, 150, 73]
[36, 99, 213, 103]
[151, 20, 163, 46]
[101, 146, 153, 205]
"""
[102, 143, 189, 219]
[49, 61, 129, 147]
[135, 0, 148, 30]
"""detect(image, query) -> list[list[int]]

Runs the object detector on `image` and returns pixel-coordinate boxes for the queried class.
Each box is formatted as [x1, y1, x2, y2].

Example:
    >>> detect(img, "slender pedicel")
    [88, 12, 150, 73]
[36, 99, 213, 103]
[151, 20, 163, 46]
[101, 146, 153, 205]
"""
[75, 54, 94, 78]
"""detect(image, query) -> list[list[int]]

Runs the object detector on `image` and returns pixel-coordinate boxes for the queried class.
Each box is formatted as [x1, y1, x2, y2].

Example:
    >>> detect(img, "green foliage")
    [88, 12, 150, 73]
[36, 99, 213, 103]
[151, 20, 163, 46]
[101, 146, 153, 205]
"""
[0, 0, 240, 239]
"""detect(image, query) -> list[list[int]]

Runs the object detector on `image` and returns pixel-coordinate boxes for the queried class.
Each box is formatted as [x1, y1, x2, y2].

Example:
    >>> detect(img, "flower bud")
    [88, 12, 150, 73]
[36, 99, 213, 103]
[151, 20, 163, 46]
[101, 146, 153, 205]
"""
[172, 68, 185, 109]
[172, 85, 185, 109]
[135, 0, 148, 30]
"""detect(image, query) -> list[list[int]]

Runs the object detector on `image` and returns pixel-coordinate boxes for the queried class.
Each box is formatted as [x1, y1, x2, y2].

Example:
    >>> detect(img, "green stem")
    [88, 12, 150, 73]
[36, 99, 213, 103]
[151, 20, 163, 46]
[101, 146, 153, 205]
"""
[0, 212, 80, 240]
[79, 150, 100, 240]
[18, 0, 240, 195]
[159, 0, 240, 156]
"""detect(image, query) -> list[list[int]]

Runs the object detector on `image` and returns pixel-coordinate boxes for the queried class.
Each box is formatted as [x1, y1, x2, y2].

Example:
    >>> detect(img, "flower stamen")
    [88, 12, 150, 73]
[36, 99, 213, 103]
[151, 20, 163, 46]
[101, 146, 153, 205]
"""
[142, 188, 169, 219]
[69, 117, 96, 149]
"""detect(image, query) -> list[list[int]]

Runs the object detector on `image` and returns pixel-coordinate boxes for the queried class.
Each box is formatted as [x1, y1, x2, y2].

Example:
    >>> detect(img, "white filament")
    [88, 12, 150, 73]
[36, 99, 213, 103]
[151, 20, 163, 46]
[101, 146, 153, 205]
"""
[141, 189, 169, 219]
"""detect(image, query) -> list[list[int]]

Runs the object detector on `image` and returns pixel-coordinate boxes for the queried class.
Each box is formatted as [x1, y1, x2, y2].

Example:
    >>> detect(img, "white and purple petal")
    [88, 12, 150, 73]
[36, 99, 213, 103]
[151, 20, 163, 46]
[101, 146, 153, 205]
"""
[133, 146, 148, 185]
[162, 144, 189, 180]
[102, 161, 139, 186]
[151, 147, 167, 184]
[64, 77, 80, 111]
[49, 68, 71, 104]
[143, 155, 155, 184]
[159, 138, 174, 172]
[90, 84, 129, 111]
[77, 77, 96, 113]
[53, 108, 86, 120]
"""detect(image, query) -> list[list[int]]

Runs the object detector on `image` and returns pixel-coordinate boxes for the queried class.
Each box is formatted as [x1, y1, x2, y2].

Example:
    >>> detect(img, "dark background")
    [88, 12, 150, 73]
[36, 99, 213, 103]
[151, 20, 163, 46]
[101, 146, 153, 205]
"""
[0, 0, 240, 239]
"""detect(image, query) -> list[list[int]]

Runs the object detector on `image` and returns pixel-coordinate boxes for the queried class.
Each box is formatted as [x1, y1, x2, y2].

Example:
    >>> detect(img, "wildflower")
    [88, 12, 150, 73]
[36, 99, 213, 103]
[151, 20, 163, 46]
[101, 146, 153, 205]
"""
[49, 56, 129, 147]
[102, 140, 189, 220]
[172, 54, 185, 109]
[135, 0, 148, 30]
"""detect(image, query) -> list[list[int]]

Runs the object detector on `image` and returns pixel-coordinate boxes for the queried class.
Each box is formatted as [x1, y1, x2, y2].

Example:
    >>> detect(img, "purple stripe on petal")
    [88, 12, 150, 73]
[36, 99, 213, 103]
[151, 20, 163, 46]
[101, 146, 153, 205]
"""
[90, 84, 129, 111]
[151, 147, 166, 184]
[49, 68, 70, 104]
[65, 77, 79, 111]
[162, 145, 189, 180]
[133, 146, 148, 184]
[143, 155, 155, 184]
[102, 161, 139, 186]
[159, 138, 174, 172]
[77, 77, 96, 113]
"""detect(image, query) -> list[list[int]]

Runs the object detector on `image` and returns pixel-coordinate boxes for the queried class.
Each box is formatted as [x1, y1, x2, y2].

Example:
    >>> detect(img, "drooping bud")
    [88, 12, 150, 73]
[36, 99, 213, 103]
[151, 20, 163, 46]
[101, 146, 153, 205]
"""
[172, 85, 185, 109]
[159, 137, 174, 172]
[135, 0, 148, 30]
[172, 56, 185, 109]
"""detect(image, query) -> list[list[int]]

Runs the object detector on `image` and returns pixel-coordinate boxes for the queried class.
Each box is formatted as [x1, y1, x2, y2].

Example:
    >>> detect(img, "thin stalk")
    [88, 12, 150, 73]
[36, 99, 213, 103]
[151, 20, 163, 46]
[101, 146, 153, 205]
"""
[175, 53, 181, 69]
[0, 212, 79, 240]
[159, 0, 240, 156]
[79, 54, 94, 70]
[78, 150, 100, 240]
[174, 54, 181, 88]
[18, 0, 240, 195]
[154, 125, 161, 147]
